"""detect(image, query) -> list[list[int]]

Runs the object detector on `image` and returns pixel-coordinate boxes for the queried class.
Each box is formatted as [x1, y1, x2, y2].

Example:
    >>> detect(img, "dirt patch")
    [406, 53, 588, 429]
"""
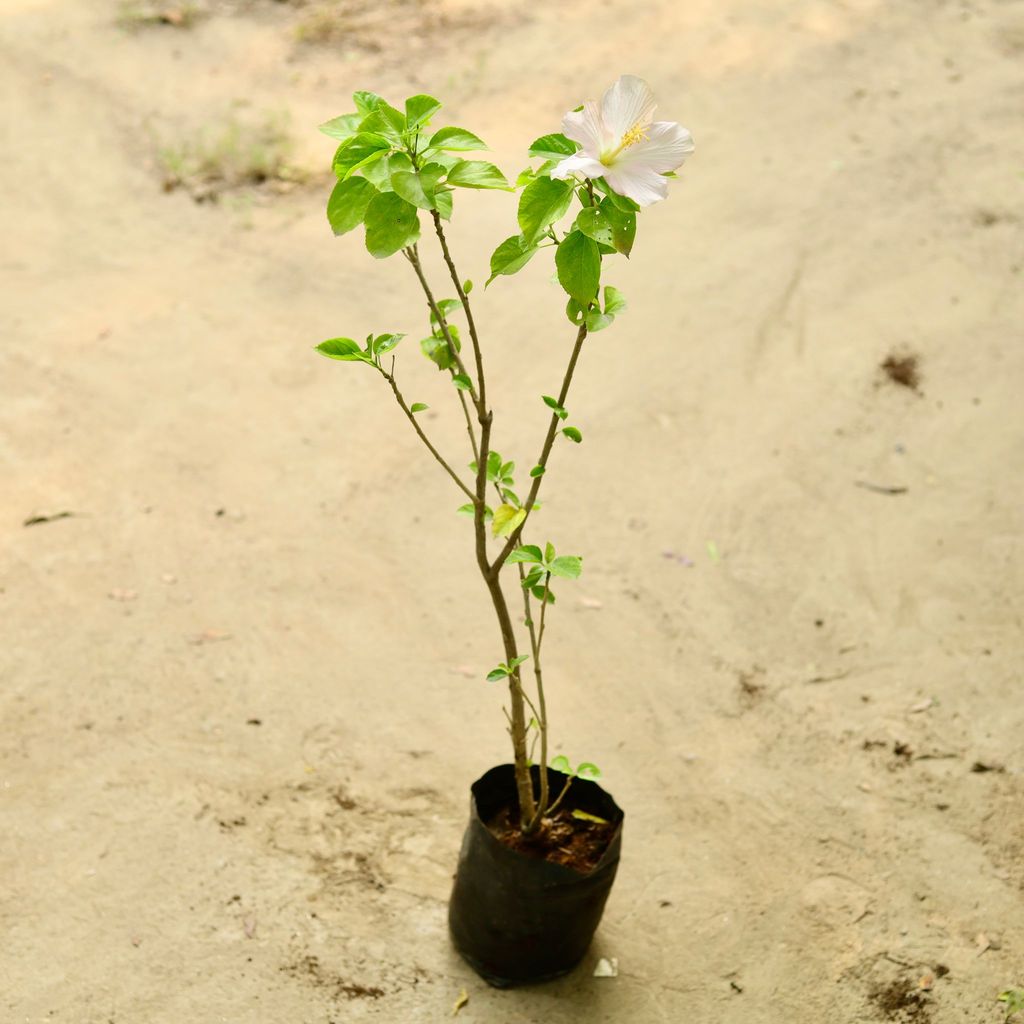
[281, 954, 385, 1000]
[868, 978, 932, 1022]
[881, 351, 922, 392]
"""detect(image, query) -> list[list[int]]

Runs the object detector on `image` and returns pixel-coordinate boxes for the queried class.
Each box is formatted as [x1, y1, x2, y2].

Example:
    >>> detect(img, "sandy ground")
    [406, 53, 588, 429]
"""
[2, 0, 1023, 1021]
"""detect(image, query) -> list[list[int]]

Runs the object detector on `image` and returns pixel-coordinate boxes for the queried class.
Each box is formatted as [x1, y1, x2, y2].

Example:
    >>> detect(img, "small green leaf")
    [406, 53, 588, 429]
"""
[457, 503, 475, 516]
[370, 332, 404, 356]
[486, 451, 502, 480]
[600, 198, 637, 256]
[319, 112, 361, 142]
[531, 584, 555, 603]
[508, 545, 543, 564]
[405, 94, 441, 129]
[544, 542, 555, 564]
[549, 555, 582, 579]
[518, 176, 573, 245]
[529, 465, 545, 478]
[426, 126, 488, 152]
[487, 234, 539, 284]
[576, 762, 602, 780]
[508, 654, 530, 669]
[315, 337, 372, 363]
[364, 192, 420, 258]
[603, 285, 627, 316]
[463, 279, 473, 294]
[527, 133, 578, 162]
[562, 426, 582, 443]
[542, 395, 569, 419]
[550, 755, 572, 774]
[555, 229, 601, 307]
[487, 667, 509, 683]
[420, 331, 461, 371]
[452, 373, 472, 391]
[446, 160, 511, 190]
[585, 310, 614, 332]
[326, 176, 377, 236]
[522, 567, 543, 589]
[430, 298, 462, 325]
[492, 504, 527, 538]
[410, 403, 429, 413]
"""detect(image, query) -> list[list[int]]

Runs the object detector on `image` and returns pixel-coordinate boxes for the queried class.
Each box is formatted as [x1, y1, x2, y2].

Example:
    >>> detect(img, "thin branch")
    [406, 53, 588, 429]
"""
[455, 385, 480, 465]
[526, 572, 552, 830]
[547, 774, 573, 817]
[379, 368, 476, 503]
[430, 211, 486, 416]
[490, 321, 588, 575]
[403, 246, 479, 404]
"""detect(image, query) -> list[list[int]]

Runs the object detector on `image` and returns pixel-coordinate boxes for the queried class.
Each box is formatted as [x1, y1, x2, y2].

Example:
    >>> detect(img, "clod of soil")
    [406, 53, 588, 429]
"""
[487, 806, 615, 873]
[881, 352, 922, 391]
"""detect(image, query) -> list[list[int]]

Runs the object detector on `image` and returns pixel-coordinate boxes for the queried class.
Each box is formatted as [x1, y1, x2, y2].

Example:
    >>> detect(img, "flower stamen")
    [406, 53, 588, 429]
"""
[602, 120, 649, 164]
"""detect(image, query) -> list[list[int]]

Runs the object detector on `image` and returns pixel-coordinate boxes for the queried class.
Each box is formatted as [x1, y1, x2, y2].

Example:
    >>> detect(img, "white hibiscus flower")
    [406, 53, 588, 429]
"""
[551, 75, 694, 207]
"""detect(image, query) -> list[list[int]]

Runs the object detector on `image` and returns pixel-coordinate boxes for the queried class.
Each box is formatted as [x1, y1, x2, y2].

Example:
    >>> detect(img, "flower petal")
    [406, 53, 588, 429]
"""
[617, 120, 694, 174]
[602, 163, 669, 207]
[600, 75, 657, 141]
[551, 153, 608, 181]
[562, 101, 609, 158]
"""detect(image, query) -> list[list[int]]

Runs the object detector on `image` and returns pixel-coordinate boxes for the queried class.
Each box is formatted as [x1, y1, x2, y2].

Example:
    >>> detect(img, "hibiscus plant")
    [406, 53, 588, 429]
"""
[316, 75, 693, 834]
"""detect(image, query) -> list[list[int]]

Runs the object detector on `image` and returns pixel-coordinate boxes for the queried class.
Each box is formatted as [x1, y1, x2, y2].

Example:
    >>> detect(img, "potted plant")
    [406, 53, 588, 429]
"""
[314, 75, 693, 986]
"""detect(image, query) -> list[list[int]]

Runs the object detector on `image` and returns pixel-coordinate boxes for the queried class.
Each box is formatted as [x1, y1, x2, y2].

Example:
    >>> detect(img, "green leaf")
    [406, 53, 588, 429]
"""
[433, 188, 453, 220]
[529, 465, 545, 478]
[562, 426, 582, 443]
[542, 395, 568, 419]
[364, 192, 420, 258]
[527, 133, 578, 162]
[420, 331, 460, 371]
[518, 176, 573, 245]
[457, 503, 474, 516]
[446, 160, 511, 190]
[565, 298, 585, 326]
[603, 187, 640, 213]
[486, 451, 502, 480]
[531, 584, 555, 603]
[585, 310, 614, 332]
[332, 133, 391, 179]
[508, 545, 543, 564]
[452, 373, 472, 391]
[576, 762, 602, 780]
[326, 177, 377, 236]
[576, 206, 616, 247]
[549, 555, 582, 579]
[555, 230, 601, 307]
[603, 285, 627, 316]
[359, 103, 407, 145]
[430, 298, 462, 325]
[487, 234, 539, 285]
[370, 332, 404, 356]
[391, 163, 446, 210]
[353, 90, 384, 116]
[319, 113, 361, 142]
[550, 755, 572, 774]
[426, 126, 488, 152]
[492, 504, 527, 538]
[405, 94, 441, 129]
[463, 279, 473, 294]
[410, 402, 429, 413]
[600, 198, 637, 256]
[522, 567, 543, 589]
[508, 654, 530, 669]
[487, 667, 509, 683]
[572, 808, 609, 824]
[544, 542, 555, 564]
[315, 337, 372, 363]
